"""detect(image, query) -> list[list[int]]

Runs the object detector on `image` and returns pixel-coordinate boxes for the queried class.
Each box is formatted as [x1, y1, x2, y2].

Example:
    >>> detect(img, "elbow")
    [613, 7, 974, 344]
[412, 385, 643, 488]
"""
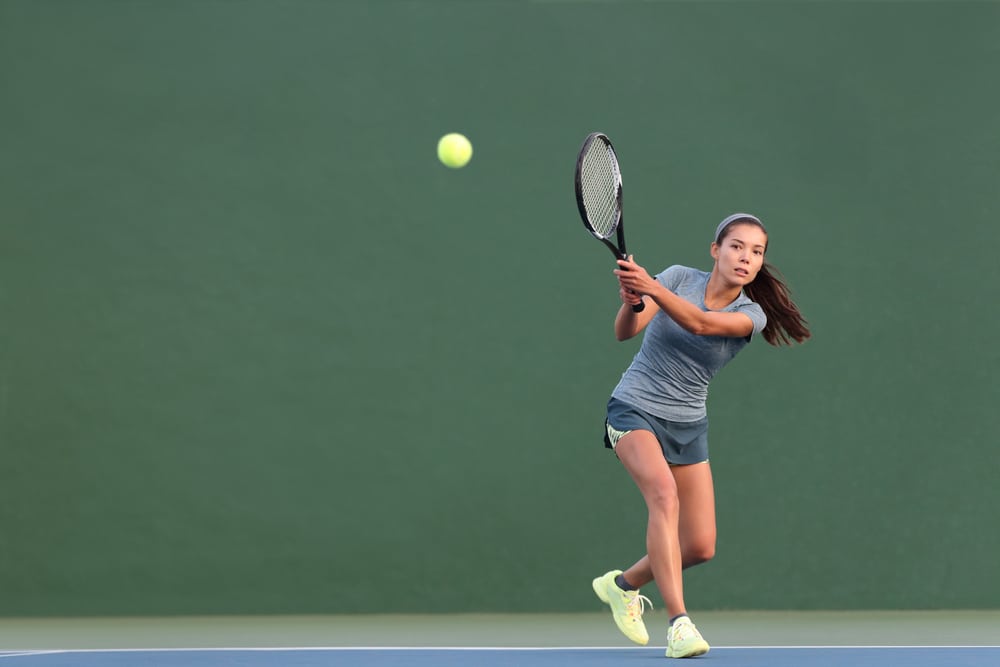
[685, 321, 710, 336]
[683, 314, 719, 337]
[615, 327, 636, 342]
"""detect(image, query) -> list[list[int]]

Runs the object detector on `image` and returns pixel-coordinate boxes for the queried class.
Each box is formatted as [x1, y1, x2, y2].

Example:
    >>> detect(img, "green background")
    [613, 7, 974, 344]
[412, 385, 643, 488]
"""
[1, 0, 998, 616]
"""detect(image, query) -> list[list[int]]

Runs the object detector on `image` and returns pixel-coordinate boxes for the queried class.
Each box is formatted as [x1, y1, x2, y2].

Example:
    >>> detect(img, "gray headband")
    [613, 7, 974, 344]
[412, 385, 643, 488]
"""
[715, 213, 763, 242]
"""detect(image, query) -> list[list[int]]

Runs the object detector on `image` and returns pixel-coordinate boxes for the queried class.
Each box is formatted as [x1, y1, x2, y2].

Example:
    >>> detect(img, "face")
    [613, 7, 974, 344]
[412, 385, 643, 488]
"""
[711, 223, 768, 285]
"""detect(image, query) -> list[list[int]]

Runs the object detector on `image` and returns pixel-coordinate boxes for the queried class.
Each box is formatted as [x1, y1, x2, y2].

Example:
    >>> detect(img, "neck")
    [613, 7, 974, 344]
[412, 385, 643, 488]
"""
[705, 269, 743, 310]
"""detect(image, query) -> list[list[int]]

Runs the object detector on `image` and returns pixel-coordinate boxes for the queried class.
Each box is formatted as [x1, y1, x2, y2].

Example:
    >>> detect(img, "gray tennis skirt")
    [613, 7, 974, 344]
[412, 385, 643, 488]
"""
[604, 397, 710, 465]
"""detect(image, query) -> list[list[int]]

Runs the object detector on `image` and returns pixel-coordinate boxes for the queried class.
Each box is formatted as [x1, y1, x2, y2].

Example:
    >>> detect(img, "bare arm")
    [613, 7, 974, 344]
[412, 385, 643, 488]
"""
[614, 287, 659, 340]
[614, 257, 754, 338]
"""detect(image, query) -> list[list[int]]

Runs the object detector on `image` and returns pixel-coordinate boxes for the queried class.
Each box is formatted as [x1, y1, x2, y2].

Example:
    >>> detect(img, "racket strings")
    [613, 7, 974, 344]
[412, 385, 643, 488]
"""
[580, 143, 621, 239]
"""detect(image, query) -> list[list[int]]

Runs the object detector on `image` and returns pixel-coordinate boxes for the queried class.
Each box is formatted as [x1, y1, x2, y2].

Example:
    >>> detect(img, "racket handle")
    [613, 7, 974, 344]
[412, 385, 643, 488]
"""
[631, 301, 645, 313]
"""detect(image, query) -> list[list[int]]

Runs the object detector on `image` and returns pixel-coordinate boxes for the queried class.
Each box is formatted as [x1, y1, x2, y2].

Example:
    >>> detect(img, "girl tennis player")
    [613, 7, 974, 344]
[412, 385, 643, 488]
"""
[591, 213, 810, 658]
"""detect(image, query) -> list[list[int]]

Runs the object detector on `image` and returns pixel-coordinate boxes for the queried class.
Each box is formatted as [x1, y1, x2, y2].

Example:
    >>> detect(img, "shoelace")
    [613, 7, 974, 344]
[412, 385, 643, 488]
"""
[670, 618, 696, 640]
[624, 591, 653, 619]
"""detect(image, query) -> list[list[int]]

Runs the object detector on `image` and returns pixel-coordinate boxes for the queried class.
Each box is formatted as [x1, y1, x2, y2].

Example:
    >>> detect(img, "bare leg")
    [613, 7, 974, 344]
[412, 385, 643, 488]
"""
[614, 430, 687, 618]
[675, 461, 717, 566]
[621, 461, 717, 590]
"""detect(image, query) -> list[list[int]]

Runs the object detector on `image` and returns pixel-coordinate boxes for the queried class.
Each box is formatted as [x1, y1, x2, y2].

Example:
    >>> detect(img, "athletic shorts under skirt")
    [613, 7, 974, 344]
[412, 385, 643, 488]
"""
[604, 397, 709, 465]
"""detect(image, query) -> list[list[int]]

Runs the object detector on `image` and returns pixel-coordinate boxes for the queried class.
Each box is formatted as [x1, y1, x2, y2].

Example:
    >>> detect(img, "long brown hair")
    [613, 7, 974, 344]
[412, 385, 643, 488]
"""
[716, 215, 811, 347]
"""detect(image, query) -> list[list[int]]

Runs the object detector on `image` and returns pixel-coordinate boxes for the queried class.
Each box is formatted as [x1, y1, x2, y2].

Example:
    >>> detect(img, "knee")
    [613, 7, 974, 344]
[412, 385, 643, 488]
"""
[645, 482, 680, 515]
[682, 528, 717, 566]
[683, 542, 716, 567]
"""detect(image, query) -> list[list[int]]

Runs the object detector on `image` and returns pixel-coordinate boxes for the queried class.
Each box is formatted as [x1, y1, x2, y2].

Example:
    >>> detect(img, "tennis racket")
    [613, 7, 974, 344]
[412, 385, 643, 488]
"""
[574, 132, 644, 312]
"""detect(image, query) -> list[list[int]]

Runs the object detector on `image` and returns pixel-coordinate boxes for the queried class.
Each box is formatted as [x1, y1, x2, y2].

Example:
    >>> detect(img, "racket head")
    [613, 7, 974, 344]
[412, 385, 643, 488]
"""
[574, 133, 624, 247]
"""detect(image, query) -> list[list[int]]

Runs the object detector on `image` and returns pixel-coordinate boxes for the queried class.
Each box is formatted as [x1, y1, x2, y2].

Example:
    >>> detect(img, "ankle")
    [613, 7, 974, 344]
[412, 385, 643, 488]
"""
[615, 573, 639, 591]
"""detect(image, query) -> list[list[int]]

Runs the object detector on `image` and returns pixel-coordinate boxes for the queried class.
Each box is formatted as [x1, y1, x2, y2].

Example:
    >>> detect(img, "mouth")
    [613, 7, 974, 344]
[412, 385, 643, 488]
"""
[734, 268, 749, 277]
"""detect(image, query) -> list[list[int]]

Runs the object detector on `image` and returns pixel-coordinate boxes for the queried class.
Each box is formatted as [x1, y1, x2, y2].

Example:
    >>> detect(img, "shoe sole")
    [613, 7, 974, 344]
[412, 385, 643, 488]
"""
[666, 643, 710, 658]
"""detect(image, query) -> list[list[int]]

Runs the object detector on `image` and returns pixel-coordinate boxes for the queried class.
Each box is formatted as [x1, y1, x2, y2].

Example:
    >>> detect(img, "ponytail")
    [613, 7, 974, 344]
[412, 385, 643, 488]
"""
[744, 262, 811, 346]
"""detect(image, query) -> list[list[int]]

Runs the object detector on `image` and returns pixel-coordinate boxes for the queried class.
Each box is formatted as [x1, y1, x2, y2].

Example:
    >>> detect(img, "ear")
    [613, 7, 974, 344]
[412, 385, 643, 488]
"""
[710, 242, 720, 261]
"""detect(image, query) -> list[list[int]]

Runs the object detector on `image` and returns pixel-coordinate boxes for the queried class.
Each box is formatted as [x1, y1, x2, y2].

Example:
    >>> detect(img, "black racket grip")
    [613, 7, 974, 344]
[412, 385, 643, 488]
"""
[631, 300, 645, 313]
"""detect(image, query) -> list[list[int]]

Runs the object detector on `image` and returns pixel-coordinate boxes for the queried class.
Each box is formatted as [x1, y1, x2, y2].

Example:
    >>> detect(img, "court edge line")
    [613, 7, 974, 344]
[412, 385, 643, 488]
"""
[2, 645, 999, 654]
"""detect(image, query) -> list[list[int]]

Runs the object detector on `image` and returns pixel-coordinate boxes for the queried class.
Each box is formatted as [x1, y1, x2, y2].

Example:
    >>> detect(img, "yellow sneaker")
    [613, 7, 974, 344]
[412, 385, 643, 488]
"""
[665, 615, 710, 658]
[591, 570, 651, 646]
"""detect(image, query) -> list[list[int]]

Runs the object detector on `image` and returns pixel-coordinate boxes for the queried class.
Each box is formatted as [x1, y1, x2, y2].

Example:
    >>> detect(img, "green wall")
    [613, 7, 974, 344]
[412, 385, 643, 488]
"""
[1, 0, 998, 616]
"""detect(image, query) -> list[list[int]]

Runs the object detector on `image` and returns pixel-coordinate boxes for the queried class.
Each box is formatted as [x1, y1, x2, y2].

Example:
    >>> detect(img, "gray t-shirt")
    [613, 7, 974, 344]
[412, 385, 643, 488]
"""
[611, 265, 767, 422]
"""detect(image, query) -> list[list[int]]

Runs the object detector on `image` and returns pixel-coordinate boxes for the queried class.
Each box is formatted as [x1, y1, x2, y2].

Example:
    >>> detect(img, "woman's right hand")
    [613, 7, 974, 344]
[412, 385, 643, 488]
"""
[619, 283, 644, 308]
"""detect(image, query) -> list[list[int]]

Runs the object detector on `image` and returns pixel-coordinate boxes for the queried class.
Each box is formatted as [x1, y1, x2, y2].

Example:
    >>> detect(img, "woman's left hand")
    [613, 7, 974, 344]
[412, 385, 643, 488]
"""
[614, 256, 658, 296]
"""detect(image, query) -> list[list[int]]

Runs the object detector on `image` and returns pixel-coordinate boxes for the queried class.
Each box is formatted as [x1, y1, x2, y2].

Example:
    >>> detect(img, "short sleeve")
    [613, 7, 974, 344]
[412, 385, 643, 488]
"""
[656, 265, 688, 291]
[737, 302, 767, 337]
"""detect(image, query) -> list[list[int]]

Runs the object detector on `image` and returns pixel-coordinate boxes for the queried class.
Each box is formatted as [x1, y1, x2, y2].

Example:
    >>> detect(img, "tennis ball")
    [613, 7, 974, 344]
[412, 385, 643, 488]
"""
[437, 133, 473, 168]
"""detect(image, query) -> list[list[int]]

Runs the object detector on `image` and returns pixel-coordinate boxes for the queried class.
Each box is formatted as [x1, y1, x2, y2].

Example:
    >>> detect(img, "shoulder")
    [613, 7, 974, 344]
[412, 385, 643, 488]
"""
[656, 265, 707, 289]
[732, 294, 767, 334]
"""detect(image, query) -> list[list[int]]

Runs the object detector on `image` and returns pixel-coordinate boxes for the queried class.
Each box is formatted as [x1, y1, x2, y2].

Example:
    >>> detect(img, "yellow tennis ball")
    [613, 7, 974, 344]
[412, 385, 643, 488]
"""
[437, 133, 473, 168]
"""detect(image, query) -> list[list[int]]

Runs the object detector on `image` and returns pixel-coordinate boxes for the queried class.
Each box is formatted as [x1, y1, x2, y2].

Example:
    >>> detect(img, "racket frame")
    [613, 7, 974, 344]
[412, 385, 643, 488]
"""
[574, 132, 645, 312]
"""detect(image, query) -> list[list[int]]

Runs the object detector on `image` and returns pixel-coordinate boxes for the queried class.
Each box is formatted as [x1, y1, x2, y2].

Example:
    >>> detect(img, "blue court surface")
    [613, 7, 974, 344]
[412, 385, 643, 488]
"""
[3, 647, 1000, 666]
[3, 612, 1000, 665]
